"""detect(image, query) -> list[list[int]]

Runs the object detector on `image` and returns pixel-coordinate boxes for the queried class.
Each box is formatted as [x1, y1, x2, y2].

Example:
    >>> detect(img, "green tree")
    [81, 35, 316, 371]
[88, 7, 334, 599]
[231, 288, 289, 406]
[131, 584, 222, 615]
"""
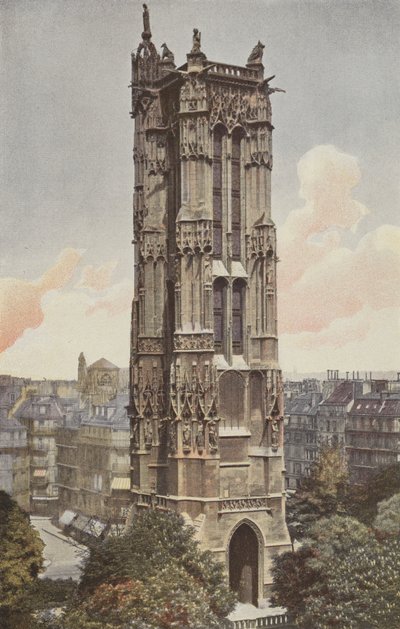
[272, 515, 400, 628]
[374, 492, 400, 538]
[0, 491, 44, 626]
[286, 446, 350, 540]
[351, 463, 400, 525]
[59, 509, 236, 629]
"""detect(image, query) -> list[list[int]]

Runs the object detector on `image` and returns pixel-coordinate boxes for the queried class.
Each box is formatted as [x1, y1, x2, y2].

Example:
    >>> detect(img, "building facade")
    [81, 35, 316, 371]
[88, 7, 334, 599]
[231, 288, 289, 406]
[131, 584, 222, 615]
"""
[346, 394, 400, 483]
[14, 395, 64, 515]
[284, 392, 322, 489]
[0, 417, 30, 510]
[57, 393, 131, 530]
[128, 6, 290, 605]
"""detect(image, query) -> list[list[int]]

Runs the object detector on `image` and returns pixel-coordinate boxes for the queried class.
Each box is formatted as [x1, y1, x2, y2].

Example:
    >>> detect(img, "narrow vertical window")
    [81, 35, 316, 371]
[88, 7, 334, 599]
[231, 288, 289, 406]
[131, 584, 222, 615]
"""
[213, 126, 224, 258]
[231, 129, 242, 259]
[232, 280, 245, 354]
[213, 278, 225, 353]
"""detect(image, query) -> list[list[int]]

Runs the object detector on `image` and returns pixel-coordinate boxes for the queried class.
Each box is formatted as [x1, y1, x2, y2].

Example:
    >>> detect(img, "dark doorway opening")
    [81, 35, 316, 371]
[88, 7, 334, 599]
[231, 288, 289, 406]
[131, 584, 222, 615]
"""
[229, 523, 259, 606]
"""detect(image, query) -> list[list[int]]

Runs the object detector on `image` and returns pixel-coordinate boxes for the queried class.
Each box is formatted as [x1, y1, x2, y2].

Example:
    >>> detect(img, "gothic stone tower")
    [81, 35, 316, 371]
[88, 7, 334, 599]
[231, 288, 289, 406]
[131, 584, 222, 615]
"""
[128, 5, 291, 604]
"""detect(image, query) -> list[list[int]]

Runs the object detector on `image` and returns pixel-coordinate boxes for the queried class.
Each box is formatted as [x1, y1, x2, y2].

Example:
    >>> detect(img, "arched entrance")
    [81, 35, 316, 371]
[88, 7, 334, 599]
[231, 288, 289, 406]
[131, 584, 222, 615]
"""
[229, 523, 259, 606]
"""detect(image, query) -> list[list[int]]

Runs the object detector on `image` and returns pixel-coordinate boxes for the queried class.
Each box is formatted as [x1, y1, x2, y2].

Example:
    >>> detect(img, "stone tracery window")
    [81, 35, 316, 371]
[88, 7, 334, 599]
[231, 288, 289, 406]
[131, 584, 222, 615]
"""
[213, 277, 227, 354]
[231, 128, 243, 260]
[232, 279, 245, 354]
[213, 125, 225, 258]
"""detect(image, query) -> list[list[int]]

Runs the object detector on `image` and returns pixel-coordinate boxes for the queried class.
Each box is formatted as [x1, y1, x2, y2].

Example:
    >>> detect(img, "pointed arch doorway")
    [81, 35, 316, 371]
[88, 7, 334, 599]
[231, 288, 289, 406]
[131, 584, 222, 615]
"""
[229, 522, 259, 606]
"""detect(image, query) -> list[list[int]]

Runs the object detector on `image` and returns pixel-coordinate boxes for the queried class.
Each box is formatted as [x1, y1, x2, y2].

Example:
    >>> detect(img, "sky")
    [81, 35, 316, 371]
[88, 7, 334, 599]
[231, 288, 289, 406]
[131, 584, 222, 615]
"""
[0, 0, 399, 379]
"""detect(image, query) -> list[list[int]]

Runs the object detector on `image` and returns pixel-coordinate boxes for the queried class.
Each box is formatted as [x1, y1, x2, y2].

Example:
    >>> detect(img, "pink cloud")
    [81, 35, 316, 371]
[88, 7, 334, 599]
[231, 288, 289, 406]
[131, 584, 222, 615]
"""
[278, 145, 400, 342]
[0, 248, 82, 353]
[77, 260, 118, 292]
[85, 280, 133, 317]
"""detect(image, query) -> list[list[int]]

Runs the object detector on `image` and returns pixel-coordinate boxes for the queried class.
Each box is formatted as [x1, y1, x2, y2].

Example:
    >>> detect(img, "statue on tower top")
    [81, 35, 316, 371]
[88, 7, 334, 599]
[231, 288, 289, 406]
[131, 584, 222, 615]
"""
[142, 3, 151, 39]
[247, 40, 265, 64]
[191, 28, 201, 53]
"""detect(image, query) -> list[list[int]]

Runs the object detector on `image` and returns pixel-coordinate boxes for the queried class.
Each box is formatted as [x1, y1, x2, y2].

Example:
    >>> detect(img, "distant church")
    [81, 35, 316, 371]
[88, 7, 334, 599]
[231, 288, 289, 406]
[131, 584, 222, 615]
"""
[128, 5, 291, 604]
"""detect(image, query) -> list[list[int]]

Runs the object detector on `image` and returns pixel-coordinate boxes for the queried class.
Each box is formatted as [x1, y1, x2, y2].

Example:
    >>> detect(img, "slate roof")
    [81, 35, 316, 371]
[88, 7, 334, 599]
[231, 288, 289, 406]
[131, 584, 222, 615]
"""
[14, 395, 64, 421]
[286, 392, 321, 415]
[88, 358, 119, 370]
[322, 382, 355, 406]
[81, 394, 129, 429]
[350, 396, 400, 417]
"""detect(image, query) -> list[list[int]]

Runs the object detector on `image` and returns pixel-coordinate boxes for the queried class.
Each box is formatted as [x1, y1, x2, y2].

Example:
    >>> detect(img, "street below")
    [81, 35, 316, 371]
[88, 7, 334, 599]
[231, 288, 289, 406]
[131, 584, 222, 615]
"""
[31, 516, 86, 581]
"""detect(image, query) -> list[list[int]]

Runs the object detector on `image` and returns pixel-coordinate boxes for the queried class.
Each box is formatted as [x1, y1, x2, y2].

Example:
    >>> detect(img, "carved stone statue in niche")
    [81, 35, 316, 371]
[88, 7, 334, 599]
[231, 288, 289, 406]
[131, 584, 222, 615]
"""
[182, 420, 192, 452]
[208, 422, 218, 453]
[271, 419, 280, 450]
[132, 419, 140, 449]
[191, 28, 201, 53]
[196, 424, 205, 453]
[204, 254, 212, 284]
[168, 421, 177, 454]
[247, 40, 265, 64]
[144, 419, 153, 449]
[266, 262, 274, 285]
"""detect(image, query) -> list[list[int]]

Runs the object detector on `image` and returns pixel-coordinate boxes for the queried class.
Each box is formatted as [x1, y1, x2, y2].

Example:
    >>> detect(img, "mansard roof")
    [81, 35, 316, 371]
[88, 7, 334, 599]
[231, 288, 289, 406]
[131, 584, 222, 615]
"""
[350, 395, 400, 417]
[14, 395, 64, 421]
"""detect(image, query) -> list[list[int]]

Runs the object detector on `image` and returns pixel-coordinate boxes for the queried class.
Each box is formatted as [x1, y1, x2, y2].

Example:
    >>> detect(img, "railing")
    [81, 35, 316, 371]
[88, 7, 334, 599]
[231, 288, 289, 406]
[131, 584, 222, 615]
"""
[136, 493, 168, 510]
[222, 613, 293, 628]
[209, 62, 260, 81]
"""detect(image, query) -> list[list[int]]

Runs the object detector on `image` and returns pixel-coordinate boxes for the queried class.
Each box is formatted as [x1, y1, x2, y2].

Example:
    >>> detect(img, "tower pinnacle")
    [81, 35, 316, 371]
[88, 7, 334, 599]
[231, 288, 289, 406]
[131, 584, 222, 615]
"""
[142, 3, 151, 40]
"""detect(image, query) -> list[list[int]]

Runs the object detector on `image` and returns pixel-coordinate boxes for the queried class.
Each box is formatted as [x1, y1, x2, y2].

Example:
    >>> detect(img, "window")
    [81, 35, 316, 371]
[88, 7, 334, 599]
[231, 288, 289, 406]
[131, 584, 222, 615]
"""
[232, 280, 245, 354]
[213, 126, 224, 258]
[39, 405, 46, 415]
[231, 128, 243, 259]
[213, 278, 227, 353]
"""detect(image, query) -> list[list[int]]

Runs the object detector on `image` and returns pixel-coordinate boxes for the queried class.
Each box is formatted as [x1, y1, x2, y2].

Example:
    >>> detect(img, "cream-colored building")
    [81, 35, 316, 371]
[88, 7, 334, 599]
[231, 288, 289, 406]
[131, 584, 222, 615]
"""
[128, 6, 290, 605]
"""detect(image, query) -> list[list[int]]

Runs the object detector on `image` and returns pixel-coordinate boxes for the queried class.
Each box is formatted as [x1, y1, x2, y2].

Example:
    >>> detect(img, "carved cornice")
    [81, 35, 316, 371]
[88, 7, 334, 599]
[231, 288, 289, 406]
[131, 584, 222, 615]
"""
[137, 337, 164, 354]
[174, 333, 214, 352]
[219, 497, 272, 513]
[209, 84, 271, 133]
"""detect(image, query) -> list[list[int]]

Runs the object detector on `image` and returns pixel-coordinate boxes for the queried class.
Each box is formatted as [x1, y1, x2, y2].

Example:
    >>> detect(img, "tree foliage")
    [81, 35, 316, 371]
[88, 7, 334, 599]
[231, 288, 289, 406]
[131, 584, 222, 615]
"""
[0, 491, 44, 622]
[350, 464, 400, 525]
[286, 446, 350, 540]
[373, 492, 400, 538]
[272, 514, 400, 628]
[59, 509, 236, 629]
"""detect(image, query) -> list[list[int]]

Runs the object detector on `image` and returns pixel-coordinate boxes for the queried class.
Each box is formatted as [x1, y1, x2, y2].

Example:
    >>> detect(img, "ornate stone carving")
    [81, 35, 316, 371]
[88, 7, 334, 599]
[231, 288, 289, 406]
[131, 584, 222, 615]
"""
[191, 28, 201, 54]
[176, 220, 212, 255]
[210, 84, 272, 133]
[180, 78, 208, 114]
[168, 421, 177, 454]
[144, 418, 153, 449]
[182, 420, 192, 453]
[196, 423, 205, 453]
[174, 333, 214, 352]
[220, 497, 271, 512]
[246, 225, 274, 259]
[168, 362, 219, 456]
[208, 421, 218, 453]
[132, 418, 140, 449]
[140, 232, 167, 260]
[137, 337, 163, 353]
[247, 41, 265, 65]
[161, 42, 174, 64]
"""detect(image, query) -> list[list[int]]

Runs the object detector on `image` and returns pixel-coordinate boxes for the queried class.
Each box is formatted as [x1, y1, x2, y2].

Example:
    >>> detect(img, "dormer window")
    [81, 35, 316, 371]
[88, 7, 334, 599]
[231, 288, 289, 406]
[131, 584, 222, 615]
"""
[39, 405, 46, 415]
